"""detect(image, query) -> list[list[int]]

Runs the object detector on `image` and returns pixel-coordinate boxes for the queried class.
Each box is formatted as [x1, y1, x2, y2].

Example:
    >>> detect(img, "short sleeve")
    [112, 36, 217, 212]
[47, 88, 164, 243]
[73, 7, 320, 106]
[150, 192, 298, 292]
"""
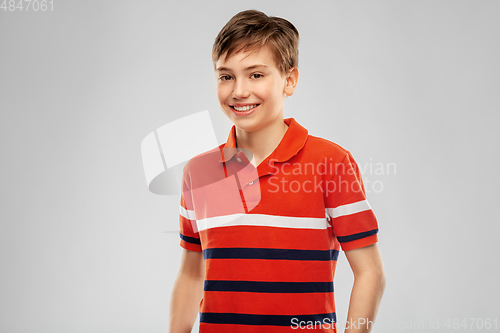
[179, 172, 202, 252]
[325, 152, 379, 251]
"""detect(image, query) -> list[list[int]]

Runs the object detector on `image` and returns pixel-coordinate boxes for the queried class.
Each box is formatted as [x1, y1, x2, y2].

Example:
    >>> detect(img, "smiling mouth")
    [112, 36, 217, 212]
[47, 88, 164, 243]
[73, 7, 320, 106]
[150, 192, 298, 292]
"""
[231, 104, 260, 111]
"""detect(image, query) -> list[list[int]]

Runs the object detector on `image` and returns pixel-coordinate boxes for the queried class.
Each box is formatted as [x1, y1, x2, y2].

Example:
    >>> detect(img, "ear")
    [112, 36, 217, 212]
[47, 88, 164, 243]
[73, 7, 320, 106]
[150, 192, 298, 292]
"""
[284, 67, 299, 97]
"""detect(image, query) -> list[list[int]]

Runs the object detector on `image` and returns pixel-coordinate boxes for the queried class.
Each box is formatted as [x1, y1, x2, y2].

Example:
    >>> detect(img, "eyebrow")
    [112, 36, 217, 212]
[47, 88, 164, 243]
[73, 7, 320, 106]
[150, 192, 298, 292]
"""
[216, 64, 268, 72]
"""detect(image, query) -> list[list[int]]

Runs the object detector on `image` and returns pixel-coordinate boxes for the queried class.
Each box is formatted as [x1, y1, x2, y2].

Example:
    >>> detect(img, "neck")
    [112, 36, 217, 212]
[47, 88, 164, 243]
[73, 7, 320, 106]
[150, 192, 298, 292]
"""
[235, 119, 289, 166]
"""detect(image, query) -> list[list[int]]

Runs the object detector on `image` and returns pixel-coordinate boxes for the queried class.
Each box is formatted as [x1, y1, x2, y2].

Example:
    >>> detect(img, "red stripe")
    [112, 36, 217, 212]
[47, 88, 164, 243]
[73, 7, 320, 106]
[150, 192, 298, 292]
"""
[201, 291, 335, 315]
[205, 259, 337, 282]
[200, 226, 338, 250]
[331, 210, 378, 237]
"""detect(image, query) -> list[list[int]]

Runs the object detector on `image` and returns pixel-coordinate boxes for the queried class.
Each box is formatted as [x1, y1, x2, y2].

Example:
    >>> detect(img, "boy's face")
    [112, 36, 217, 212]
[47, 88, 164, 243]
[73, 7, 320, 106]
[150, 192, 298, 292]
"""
[215, 45, 297, 133]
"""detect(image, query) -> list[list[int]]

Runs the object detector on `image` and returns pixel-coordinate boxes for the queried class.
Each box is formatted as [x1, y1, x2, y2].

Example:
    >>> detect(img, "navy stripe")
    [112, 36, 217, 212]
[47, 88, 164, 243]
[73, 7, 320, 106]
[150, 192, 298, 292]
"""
[179, 233, 201, 245]
[203, 247, 339, 261]
[204, 280, 333, 293]
[200, 311, 336, 326]
[337, 229, 379, 243]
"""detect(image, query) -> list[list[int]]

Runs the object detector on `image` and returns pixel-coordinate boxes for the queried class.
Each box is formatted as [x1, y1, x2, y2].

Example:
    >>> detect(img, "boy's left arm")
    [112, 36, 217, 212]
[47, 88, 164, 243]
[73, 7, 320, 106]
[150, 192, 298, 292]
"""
[343, 243, 386, 333]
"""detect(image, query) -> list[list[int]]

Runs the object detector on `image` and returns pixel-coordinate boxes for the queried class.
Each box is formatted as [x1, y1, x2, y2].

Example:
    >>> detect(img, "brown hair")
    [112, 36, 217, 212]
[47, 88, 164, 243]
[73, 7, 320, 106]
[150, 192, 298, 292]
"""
[212, 9, 299, 77]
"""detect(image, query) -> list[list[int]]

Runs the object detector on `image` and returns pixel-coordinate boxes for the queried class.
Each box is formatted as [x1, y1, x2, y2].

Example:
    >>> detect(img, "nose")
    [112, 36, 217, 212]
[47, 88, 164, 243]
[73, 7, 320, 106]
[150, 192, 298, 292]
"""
[232, 79, 249, 99]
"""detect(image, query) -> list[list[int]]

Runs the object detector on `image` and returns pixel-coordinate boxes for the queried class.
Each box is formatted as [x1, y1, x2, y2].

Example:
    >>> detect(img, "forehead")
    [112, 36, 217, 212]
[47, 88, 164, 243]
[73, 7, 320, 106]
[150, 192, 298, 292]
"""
[215, 45, 279, 73]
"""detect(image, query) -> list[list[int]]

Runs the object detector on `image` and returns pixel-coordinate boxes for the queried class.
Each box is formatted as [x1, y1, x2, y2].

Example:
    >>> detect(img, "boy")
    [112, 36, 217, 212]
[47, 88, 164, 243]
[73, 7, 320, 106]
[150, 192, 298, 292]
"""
[169, 9, 385, 333]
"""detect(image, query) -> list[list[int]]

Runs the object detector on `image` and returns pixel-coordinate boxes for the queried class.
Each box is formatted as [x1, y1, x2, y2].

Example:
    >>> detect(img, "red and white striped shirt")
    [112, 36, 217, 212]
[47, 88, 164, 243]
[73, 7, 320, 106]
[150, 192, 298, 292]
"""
[179, 117, 379, 332]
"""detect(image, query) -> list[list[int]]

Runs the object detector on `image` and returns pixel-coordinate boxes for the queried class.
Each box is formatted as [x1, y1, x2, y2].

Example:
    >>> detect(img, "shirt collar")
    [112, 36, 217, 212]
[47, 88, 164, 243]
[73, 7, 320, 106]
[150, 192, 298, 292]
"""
[218, 117, 309, 163]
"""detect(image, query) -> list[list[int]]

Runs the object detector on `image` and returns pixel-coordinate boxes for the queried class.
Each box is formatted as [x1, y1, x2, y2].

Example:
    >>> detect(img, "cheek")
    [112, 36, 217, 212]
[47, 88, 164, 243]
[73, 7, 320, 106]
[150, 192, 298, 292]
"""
[253, 85, 271, 101]
[216, 84, 230, 102]
[262, 80, 281, 101]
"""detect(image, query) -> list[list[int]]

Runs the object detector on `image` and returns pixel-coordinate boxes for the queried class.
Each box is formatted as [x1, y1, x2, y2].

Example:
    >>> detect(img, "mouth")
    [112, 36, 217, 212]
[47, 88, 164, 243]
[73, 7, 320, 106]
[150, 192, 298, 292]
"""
[230, 104, 260, 112]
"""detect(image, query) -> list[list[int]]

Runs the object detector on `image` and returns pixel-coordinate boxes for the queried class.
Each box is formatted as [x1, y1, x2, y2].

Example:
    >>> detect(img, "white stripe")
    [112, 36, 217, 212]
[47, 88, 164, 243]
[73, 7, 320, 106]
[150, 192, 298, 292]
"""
[326, 199, 371, 219]
[179, 205, 196, 221]
[196, 214, 329, 232]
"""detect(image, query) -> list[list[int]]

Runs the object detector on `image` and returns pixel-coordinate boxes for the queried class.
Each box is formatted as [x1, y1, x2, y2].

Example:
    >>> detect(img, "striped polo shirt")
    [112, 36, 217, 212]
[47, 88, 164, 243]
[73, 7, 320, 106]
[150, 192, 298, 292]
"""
[179, 117, 379, 332]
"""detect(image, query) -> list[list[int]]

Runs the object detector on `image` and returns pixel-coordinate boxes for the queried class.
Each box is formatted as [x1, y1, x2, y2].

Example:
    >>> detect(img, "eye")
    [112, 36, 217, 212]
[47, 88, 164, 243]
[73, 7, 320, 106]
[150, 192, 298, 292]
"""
[219, 75, 232, 81]
[251, 73, 263, 79]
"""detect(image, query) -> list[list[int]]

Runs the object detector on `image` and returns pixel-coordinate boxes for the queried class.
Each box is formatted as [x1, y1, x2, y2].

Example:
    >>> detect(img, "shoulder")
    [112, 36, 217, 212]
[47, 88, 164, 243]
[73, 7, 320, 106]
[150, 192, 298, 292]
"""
[303, 134, 353, 162]
[182, 143, 224, 176]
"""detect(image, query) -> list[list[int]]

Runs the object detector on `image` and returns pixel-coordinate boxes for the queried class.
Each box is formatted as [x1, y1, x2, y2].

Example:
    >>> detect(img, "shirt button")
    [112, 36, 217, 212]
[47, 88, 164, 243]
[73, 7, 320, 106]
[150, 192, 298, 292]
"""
[236, 157, 242, 162]
[249, 181, 254, 185]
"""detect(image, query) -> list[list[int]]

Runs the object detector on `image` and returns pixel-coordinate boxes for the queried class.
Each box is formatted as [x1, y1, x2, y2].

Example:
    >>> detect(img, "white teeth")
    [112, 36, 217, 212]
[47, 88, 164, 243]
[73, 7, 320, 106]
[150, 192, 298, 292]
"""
[233, 104, 258, 111]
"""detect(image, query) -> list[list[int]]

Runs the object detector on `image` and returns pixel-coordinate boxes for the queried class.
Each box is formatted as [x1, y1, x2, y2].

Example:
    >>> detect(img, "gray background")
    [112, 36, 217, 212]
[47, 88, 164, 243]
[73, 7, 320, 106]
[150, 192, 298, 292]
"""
[1, 0, 499, 332]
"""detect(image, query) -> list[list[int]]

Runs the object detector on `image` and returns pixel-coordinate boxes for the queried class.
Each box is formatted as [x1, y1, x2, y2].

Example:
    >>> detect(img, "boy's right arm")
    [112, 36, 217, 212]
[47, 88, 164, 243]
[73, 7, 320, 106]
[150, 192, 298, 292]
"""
[168, 249, 205, 333]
